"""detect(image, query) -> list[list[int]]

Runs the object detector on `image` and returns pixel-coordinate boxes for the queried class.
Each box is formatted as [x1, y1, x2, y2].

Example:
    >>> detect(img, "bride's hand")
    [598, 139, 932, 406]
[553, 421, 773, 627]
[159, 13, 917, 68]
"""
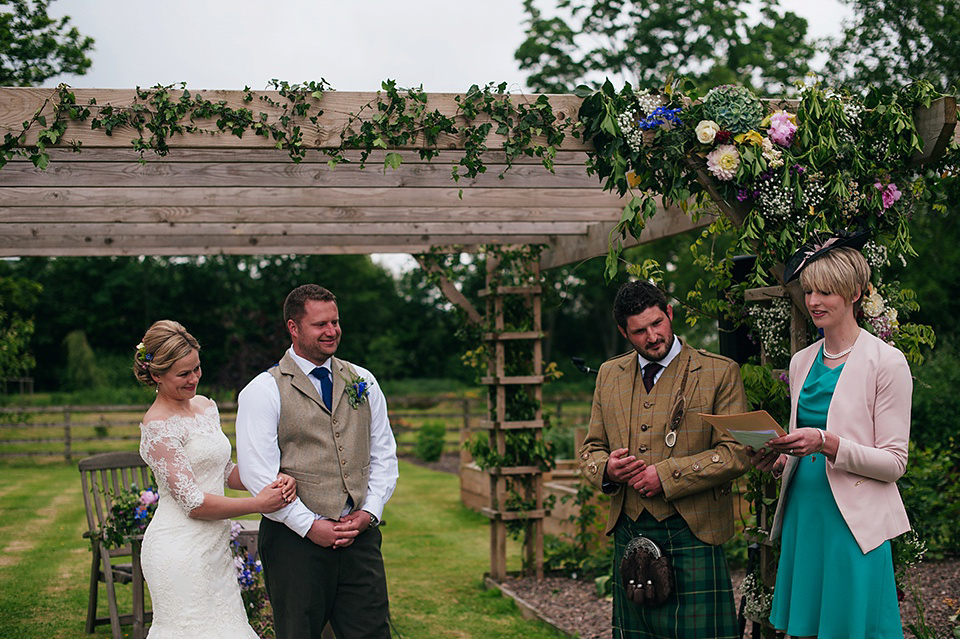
[255, 481, 288, 513]
[276, 473, 297, 504]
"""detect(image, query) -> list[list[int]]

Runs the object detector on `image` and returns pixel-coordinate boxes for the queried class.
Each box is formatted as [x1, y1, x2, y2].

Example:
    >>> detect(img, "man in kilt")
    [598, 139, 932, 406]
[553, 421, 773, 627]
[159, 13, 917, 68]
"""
[580, 281, 750, 639]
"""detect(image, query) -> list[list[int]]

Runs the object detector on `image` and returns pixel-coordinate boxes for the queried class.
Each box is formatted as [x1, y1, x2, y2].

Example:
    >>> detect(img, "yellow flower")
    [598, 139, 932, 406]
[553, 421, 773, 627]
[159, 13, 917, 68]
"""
[734, 130, 764, 146]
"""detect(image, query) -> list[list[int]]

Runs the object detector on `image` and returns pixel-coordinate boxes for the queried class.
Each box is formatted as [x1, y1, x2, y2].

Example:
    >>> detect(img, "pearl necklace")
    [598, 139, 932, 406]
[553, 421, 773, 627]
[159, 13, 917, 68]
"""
[823, 344, 854, 359]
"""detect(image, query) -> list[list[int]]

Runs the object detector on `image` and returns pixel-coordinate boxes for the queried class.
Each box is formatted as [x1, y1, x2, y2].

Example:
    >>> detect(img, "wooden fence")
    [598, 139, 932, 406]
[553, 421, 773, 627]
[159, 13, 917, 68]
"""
[0, 397, 592, 462]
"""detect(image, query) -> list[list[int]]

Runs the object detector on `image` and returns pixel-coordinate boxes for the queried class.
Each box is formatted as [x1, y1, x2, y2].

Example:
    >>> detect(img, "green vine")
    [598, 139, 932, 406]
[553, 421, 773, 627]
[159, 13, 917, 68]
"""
[1, 79, 572, 184]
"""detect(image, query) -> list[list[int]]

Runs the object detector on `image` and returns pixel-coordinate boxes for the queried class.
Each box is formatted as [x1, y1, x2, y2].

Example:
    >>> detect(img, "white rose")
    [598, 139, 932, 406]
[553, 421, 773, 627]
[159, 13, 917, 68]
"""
[696, 120, 720, 144]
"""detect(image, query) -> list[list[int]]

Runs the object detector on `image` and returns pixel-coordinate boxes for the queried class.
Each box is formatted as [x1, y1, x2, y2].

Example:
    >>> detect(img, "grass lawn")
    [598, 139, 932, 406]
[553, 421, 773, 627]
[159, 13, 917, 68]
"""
[0, 458, 565, 639]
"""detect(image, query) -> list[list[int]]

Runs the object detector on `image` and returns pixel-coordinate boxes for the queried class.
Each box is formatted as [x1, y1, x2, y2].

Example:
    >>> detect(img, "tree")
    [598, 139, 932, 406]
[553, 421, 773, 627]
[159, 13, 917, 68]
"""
[823, 0, 960, 89]
[0, 0, 94, 86]
[0, 274, 41, 379]
[515, 0, 815, 93]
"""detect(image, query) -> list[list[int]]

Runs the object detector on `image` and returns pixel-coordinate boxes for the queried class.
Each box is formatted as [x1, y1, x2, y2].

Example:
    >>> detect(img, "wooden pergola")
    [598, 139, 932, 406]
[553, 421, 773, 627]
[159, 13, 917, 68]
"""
[0, 86, 714, 584]
[2, 87, 955, 588]
[0, 88, 708, 267]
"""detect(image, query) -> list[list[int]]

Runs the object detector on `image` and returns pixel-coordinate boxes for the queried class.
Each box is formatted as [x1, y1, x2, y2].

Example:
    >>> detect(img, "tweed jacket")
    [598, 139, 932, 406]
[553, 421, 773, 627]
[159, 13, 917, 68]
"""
[579, 342, 749, 545]
[771, 328, 912, 554]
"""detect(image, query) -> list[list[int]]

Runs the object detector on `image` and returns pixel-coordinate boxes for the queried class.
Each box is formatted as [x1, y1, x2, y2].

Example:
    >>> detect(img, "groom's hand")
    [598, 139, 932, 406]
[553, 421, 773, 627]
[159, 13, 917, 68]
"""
[306, 519, 359, 548]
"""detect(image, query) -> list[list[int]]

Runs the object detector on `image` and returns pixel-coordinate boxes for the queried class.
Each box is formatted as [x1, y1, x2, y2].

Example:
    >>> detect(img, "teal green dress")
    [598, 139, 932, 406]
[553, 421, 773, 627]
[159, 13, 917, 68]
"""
[769, 348, 903, 639]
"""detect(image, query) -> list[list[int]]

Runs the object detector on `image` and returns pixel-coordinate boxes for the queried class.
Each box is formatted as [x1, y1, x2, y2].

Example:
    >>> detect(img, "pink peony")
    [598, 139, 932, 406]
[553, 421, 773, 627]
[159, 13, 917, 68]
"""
[767, 110, 797, 147]
[139, 489, 158, 506]
[875, 181, 902, 210]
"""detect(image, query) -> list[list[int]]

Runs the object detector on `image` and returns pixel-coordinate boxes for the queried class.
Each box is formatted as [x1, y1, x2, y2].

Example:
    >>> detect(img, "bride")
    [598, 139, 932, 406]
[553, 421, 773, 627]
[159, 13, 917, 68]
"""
[134, 320, 294, 638]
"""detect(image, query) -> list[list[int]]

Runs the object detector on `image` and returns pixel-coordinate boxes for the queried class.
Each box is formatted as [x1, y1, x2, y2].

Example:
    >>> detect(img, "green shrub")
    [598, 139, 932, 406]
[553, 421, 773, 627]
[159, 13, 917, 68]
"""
[899, 440, 960, 558]
[414, 421, 446, 462]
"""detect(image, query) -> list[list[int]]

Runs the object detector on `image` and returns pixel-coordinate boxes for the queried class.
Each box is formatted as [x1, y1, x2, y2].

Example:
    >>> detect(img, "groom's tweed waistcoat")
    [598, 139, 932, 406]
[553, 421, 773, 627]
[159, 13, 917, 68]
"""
[269, 353, 371, 520]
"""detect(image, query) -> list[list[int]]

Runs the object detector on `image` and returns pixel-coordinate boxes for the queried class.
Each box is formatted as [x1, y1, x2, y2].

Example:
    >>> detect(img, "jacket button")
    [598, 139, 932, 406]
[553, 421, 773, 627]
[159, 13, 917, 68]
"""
[692, 462, 701, 471]
[335, 432, 341, 438]
[672, 470, 682, 479]
[339, 446, 344, 452]
[637, 445, 649, 453]
[581, 452, 589, 460]
[341, 459, 347, 465]
[640, 424, 649, 431]
[711, 454, 721, 463]
[644, 402, 653, 408]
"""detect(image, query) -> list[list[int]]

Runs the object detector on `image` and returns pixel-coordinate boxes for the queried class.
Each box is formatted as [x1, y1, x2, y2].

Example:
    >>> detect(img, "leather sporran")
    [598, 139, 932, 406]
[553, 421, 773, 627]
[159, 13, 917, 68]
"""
[620, 536, 674, 606]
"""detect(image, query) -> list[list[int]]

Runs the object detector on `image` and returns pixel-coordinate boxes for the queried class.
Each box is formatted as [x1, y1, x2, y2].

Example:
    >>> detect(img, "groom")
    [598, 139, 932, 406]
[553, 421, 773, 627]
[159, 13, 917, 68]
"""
[236, 284, 399, 639]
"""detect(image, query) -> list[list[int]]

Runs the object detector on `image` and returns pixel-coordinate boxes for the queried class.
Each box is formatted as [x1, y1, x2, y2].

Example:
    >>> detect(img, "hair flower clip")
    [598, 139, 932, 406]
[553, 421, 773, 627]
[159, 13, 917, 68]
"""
[135, 342, 154, 369]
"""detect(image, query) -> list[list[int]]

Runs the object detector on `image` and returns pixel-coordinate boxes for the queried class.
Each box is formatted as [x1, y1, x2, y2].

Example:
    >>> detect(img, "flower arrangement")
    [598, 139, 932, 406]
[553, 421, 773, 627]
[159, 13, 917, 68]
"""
[342, 372, 370, 409]
[740, 569, 774, 622]
[229, 522, 273, 636]
[576, 76, 951, 363]
[99, 484, 158, 549]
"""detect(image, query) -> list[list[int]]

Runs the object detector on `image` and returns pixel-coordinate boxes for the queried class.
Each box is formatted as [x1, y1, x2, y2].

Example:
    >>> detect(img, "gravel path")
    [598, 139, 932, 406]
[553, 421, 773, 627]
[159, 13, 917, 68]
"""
[404, 454, 958, 638]
[506, 561, 959, 639]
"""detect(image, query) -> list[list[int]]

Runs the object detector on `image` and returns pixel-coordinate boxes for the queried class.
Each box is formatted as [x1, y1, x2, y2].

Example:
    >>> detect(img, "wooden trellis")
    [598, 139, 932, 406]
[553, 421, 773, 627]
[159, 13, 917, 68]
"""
[479, 249, 547, 581]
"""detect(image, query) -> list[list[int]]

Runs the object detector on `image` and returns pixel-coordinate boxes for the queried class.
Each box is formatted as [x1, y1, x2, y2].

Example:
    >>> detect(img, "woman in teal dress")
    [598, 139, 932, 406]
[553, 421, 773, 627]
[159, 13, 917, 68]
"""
[750, 232, 912, 639]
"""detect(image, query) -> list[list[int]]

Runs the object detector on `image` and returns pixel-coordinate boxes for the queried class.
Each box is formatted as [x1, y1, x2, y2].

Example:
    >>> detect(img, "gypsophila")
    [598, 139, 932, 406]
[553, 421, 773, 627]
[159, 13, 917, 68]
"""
[748, 299, 791, 362]
[634, 90, 663, 116]
[741, 571, 774, 621]
[802, 171, 827, 211]
[863, 241, 889, 270]
[617, 110, 647, 153]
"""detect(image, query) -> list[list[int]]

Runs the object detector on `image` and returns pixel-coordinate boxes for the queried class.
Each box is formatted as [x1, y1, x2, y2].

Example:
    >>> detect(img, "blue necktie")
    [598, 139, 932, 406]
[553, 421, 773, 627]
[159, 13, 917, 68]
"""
[310, 366, 332, 410]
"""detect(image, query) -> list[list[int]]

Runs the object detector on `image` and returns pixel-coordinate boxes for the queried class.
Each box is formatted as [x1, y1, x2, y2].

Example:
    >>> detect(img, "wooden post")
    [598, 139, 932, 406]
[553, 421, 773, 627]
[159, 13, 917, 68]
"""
[64, 407, 72, 463]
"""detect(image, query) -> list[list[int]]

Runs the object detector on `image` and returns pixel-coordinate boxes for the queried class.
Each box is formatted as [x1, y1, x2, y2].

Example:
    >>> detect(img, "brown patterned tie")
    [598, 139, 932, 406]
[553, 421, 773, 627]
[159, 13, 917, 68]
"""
[642, 363, 662, 393]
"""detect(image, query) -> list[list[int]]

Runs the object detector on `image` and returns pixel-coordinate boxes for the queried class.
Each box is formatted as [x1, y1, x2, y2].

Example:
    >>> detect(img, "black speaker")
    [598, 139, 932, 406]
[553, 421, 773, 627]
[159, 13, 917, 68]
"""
[718, 255, 761, 365]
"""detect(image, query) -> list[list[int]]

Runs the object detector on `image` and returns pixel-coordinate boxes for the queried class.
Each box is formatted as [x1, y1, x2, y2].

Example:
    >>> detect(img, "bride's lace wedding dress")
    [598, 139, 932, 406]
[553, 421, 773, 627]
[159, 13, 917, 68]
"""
[139, 401, 260, 638]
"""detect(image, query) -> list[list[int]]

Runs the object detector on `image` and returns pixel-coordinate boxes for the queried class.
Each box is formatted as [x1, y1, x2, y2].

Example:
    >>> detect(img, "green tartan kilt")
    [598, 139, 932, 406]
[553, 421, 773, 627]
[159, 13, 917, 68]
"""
[612, 512, 738, 639]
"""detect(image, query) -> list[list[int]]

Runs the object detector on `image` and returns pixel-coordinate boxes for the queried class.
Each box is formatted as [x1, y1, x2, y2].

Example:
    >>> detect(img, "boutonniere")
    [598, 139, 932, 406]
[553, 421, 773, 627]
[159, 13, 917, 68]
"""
[342, 373, 370, 409]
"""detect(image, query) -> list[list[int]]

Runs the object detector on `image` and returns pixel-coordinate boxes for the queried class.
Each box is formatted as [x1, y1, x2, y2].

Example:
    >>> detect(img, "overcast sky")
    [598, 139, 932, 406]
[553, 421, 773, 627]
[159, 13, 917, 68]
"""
[40, 0, 851, 272]
[45, 0, 850, 93]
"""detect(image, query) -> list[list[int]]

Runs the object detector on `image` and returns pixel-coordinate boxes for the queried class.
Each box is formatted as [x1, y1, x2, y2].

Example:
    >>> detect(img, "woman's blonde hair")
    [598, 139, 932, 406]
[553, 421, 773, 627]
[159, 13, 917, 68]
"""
[799, 247, 871, 307]
[133, 320, 200, 387]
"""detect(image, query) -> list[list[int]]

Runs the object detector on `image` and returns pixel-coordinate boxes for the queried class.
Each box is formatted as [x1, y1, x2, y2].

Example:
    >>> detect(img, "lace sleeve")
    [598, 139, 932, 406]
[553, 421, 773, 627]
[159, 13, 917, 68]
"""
[139, 419, 205, 512]
[223, 460, 236, 488]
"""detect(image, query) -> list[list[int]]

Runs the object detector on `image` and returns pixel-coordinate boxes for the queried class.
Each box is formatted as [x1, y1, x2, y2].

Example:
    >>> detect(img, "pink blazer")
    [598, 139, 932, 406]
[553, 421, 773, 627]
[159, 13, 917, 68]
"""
[771, 328, 912, 553]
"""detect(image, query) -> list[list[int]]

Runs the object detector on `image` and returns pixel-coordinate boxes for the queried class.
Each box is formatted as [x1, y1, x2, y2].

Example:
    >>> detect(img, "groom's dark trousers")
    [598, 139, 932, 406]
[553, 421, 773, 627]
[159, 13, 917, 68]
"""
[259, 517, 390, 639]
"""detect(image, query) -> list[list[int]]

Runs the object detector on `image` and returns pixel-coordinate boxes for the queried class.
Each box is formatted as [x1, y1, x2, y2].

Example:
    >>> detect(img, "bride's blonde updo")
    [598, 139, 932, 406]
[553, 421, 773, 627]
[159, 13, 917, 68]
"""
[133, 320, 201, 387]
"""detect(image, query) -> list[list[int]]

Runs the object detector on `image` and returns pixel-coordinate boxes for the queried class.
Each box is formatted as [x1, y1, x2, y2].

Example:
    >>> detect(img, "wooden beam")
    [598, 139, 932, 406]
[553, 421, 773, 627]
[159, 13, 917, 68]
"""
[0, 205, 623, 224]
[0, 233, 564, 257]
[0, 157, 605, 189]
[0, 186, 623, 209]
[539, 199, 715, 269]
[0, 88, 590, 151]
[1, 221, 593, 237]
[912, 96, 958, 165]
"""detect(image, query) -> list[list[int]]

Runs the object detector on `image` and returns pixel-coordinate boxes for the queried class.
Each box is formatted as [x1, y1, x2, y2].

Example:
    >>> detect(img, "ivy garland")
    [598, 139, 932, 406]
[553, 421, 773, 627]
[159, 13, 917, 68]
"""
[576, 77, 956, 364]
[0, 80, 572, 186]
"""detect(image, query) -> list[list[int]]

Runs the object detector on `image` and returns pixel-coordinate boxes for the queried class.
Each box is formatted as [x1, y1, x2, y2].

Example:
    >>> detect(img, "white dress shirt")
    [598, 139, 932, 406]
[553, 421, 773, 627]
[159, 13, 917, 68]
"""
[235, 347, 399, 537]
[636, 335, 682, 385]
